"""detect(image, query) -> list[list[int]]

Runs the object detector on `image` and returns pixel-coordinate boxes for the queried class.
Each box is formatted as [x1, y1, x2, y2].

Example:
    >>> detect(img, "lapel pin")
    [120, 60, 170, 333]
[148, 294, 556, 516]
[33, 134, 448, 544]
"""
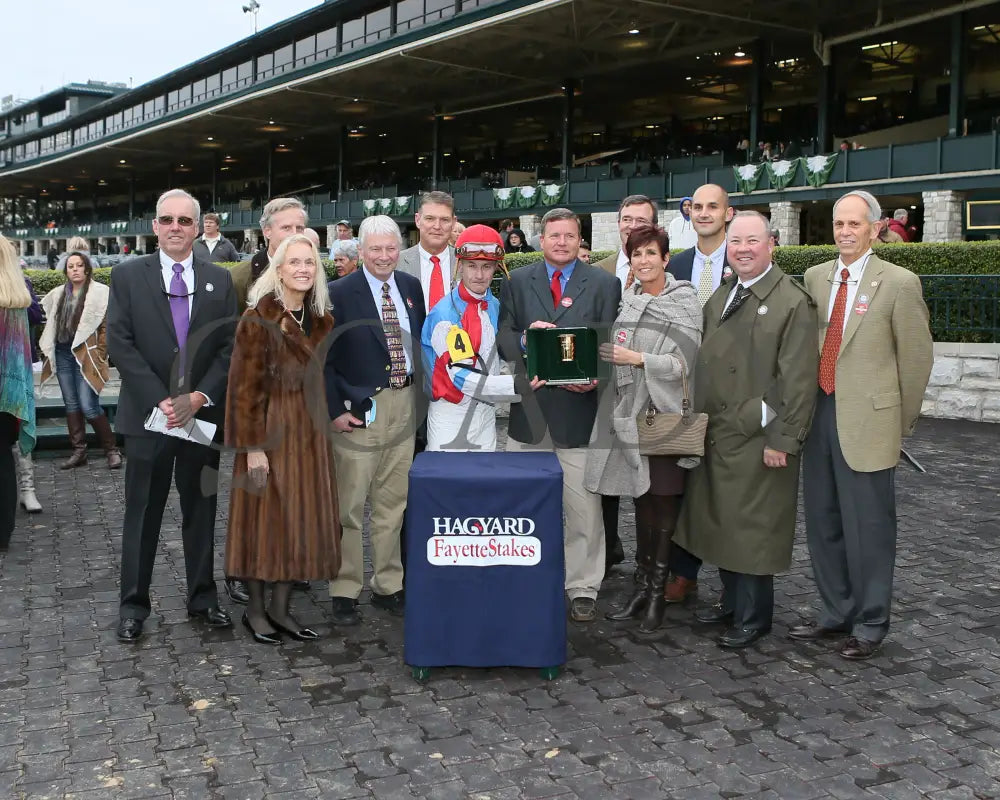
[859, 294, 869, 304]
[405, 297, 414, 309]
[722, 266, 733, 279]
[871, 281, 879, 287]
[616, 330, 627, 343]
[757, 305, 768, 315]
[561, 296, 573, 308]
[205, 283, 214, 292]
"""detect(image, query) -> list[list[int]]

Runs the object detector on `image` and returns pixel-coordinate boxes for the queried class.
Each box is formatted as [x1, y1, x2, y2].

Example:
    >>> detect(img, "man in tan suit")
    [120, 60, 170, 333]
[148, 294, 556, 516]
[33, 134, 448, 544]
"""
[792, 190, 933, 660]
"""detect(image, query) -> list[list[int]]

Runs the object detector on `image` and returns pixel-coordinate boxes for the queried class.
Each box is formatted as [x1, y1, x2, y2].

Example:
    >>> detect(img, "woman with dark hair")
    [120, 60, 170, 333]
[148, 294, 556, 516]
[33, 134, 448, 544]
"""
[0, 233, 36, 550]
[585, 225, 702, 632]
[39, 251, 121, 469]
[504, 228, 535, 254]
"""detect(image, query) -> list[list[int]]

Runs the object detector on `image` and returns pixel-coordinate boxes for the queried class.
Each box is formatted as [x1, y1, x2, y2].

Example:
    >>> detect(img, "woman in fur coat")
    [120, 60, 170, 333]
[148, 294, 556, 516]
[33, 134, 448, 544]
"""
[225, 234, 340, 645]
[585, 225, 702, 632]
[39, 251, 121, 469]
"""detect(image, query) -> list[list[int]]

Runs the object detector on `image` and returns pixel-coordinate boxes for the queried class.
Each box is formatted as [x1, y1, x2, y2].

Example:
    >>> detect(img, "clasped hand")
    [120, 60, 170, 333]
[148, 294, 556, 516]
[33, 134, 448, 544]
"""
[158, 393, 206, 429]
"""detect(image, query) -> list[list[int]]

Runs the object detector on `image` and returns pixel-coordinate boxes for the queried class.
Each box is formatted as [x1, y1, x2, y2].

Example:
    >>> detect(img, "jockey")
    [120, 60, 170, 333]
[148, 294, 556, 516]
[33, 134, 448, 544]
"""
[421, 224, 520, 451]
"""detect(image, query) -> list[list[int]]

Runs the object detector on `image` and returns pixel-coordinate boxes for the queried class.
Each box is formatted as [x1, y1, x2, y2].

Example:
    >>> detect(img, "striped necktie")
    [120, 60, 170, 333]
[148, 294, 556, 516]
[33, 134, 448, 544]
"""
[381, 283, 408, 387]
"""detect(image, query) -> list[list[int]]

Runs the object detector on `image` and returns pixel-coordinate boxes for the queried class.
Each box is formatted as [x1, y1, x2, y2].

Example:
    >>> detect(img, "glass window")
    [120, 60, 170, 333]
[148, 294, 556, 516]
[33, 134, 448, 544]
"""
[106, 112, 123, 132]
[296, 35, 315, 65]
[237, 60, 253, 84]
[39, 136, 54, 154]
[366, 7, 391, 43]
[257, 52, 274, 79]
[74, 126, 87, 145]
[154, 95, 165, 113]
[193, 79, 207, 101]
[168, 84, 192, 111]
[143, 100, 156, 120]
[222, 66, 238, 90]
[55, 130, 70, 150]
[274, 44, 293, 74]
[342, 17, 364, 51]
[316, 27, 337, 58]
[130, 103, 143, 125]
[396, 0, 423, 30]
[426, 0, 455, 21]
[204, 73, 221, 97]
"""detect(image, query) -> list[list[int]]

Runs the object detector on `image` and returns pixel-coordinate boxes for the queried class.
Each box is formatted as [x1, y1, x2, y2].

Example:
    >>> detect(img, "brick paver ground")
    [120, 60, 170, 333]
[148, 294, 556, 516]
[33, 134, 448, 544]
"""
[1, 417, 998, 799]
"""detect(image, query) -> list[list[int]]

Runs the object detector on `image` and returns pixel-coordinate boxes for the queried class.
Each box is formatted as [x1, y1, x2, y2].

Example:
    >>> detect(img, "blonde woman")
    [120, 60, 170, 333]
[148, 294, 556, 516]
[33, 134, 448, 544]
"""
[39, 252, 121, 469]
[0, 234, 37, 550]
[225, 234, 340, 644]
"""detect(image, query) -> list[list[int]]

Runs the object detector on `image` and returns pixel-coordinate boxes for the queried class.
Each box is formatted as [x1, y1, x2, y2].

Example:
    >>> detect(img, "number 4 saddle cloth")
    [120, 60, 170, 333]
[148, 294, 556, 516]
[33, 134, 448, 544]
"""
[420, 283, 518, 452]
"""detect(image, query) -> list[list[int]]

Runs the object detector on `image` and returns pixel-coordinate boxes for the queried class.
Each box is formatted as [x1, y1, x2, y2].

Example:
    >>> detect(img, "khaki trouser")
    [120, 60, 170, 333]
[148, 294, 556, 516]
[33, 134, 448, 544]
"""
[329, 384, 416, 599]
[506, 435, 605, 600]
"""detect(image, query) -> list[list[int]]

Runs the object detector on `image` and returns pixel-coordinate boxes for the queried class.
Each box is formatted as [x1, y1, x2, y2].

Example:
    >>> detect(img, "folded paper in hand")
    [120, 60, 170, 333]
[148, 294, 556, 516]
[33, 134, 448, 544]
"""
[144, 407, 216, 445]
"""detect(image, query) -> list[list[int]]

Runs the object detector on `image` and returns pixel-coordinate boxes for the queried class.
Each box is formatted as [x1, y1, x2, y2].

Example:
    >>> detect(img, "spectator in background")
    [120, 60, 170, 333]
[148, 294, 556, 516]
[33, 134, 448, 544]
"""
[499, 219, 515, 241]
[193, 213, 241, 263]
[578, 240, 591, 263]
[771, 228, 781, 247]
[667, 196, 697, 251]
[334, 220, 355, 242]
[888, 209, 912, 242]
[303, 228, 322, 252]
[879, 217, 903, 243]
[504, 228, 534, 254]
[840, 140, 852, 152]
[449, 221, 466, 248]
[331, 240, 359, 277]
[47, 246, 59, 270]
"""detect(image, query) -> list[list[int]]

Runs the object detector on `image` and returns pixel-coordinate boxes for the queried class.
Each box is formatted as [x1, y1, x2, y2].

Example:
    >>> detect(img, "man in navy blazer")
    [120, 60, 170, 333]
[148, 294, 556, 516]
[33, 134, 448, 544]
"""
[325, 215, 426, 627]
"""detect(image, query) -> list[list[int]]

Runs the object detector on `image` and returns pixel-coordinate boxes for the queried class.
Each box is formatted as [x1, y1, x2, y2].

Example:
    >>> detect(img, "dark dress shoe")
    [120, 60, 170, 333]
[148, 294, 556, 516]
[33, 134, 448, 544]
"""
[371, 590, 405, 617]
[225, 579, 249, 605]
[266, 614, 320, 641]
[117, 618, 144, 643]
[242, 612, 282, 645]
[788, 623, 849, 641]
[330, 596, 361, 626]
[292, 581, 310, 591]
[188, 606, 233, 628]
[840, 636, 879, 660]
[605, 539, 625, 571]
[695, 603, 734, 624]
[718, 626, 770, 649]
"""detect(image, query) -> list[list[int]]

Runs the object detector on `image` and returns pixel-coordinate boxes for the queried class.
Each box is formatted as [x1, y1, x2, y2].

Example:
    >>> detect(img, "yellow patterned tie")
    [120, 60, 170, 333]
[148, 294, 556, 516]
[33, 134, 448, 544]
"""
[697, 257, 714, 306]
[381, 283, 408, 387]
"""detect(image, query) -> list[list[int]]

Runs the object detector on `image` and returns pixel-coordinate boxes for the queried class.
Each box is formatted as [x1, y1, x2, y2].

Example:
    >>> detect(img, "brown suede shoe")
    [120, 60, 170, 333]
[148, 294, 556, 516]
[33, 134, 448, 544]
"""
[664, 576, 697, 604]
[840, 637, 879, 660]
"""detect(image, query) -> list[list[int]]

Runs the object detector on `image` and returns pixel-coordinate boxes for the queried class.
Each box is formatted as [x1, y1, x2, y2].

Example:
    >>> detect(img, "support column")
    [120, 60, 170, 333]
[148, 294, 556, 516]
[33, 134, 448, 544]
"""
[128, 175, 136, 220]
[266, 143, 273, 198]
[34, 239, 45, 259]
[817, 58, 833, 153]
[97, 236, 109, 253]
[949, 12, 967, 138]
[519, 214, 542, 246]
[768, 201, 802, 246]
[589, 212, 619, 251]
[211, 152, 219, 209]
[116, 235, 127, 253]
[135, 234, 152, 254]
[561, 79, 576, 183]
[431, 108, 441, 191]
[18, 239, 27, 258]
[337, 125, 347, 199]
[243, 228, 261, 253]
[921, 190, 965, 242]
[748, 39, 765, 154]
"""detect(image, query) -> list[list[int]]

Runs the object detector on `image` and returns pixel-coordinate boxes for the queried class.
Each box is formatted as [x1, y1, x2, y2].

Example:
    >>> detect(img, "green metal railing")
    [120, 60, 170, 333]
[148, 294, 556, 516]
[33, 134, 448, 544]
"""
[920, 274, 1000, 343]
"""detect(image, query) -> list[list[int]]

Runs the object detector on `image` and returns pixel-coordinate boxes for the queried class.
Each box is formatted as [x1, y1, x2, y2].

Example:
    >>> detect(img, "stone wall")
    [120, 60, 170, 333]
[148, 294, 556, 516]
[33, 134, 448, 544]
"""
[590, 211, 619, 251]
[921, 190, 965, 243]
[923, 343, 1000, 423]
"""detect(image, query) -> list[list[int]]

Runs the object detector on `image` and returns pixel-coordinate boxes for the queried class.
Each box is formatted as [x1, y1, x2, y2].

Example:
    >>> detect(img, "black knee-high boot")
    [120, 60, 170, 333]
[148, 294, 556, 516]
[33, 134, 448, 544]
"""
[639, 526, 673, 632]
[606, 521, 652, 620]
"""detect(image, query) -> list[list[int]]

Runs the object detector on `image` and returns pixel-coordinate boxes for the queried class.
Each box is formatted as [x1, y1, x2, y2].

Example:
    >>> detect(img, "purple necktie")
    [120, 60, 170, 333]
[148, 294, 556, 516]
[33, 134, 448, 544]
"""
[170, 263, 190, 373]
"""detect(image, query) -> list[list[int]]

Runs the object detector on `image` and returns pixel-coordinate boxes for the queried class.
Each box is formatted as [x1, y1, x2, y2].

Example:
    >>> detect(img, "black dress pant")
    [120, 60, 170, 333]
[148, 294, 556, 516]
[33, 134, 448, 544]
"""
[119, 434, 221, 620]
[0, 413, 18, 548]
[719, 569, 774, 632]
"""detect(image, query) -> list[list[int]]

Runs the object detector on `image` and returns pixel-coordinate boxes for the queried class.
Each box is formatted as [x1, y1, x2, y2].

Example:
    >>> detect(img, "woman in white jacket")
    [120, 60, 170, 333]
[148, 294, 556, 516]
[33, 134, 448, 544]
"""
[39, 252, 121, 469]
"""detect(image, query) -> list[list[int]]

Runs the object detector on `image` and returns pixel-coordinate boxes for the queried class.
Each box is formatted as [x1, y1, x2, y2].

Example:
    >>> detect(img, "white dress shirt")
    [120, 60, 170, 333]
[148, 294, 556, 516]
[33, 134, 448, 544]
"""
[159, 250, 195, 316]
[418, 244, 452, 307]
[363, 266, 413, 373]
[202, 235, 220, 254]
[690, 238, 728, 294]
[826, 249, 873, 333]
[614, 249, 630, 289]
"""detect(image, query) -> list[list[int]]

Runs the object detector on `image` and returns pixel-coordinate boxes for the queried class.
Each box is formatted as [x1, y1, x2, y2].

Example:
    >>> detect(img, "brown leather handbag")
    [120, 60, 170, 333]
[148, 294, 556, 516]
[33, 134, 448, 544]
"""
[636, 370, 708, 457]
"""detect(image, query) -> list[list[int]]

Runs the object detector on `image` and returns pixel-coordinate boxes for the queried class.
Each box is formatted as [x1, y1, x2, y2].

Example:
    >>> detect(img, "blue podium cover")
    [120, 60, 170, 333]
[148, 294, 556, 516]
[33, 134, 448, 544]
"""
[404, 451, 566, 668]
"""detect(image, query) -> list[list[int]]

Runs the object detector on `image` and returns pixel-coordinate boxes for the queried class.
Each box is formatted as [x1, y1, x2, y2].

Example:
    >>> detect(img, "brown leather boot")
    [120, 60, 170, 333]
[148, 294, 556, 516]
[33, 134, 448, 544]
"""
[89, 414, 122, 469]
[664, 575, 698, 604]
[60, 411, 88, 469]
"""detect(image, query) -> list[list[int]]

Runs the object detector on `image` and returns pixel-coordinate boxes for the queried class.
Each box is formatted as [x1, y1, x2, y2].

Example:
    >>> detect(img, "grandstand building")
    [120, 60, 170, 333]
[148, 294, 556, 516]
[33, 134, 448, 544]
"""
[2, 0, 1000, 257]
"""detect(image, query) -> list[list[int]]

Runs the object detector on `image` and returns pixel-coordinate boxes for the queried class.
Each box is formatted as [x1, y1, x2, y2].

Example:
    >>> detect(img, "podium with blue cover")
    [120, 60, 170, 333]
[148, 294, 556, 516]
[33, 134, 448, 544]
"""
[404, 451, 566, 680]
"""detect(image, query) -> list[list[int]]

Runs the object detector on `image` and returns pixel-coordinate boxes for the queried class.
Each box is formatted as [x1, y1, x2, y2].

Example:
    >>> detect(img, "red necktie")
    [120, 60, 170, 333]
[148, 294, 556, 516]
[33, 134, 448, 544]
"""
[550, 270, 563, 309]
[818, 268, 850, 394]
[428, 255, 444, 309]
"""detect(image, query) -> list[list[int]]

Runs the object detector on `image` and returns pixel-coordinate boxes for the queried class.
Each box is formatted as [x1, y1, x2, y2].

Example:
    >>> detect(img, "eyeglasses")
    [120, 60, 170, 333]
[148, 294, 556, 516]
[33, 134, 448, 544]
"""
[456, 242, 504, 260]
[157, 215, 196, 227]
[620, 216, 653, 226]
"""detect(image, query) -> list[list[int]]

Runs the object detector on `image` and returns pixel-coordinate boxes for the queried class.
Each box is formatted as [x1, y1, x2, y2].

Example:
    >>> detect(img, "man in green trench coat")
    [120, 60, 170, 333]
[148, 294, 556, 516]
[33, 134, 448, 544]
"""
[673, 211, 819, 649]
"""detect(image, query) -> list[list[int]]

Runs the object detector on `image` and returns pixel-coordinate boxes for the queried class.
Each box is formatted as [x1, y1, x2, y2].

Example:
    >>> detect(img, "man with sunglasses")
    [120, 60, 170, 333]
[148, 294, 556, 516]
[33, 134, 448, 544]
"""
[107, 188, 238, 643]
[421, 225, 528, 452]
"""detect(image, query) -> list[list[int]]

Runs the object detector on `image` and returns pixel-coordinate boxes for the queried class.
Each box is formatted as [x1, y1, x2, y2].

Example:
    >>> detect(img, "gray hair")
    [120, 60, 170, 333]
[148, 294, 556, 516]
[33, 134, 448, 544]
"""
[833, 190, 881, 223]
[247, 233, 329, 316]
[893, 208, 908, 221]
[259, 197, 308, 231]
[540, 207, 581, 234]
[358, 215, 403, 249]
[330, 239, 359, 261]
[156, 189, 200, 221]
[730, 210, 773, 237]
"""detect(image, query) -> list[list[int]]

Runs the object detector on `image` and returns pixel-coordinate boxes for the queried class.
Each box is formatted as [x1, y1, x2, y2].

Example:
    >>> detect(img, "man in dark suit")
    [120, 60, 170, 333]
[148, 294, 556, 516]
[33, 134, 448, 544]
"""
[497, 207, 621, 623]
[107, 189, 238, 643]
[325, 215, 427, 627]
[657, 182, 734, 606]
[592, 194, 659, 573]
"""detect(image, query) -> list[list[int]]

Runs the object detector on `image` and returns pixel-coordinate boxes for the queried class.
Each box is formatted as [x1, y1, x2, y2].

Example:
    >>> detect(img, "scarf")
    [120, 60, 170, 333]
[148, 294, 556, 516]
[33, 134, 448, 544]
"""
[0, 307, 37, 455]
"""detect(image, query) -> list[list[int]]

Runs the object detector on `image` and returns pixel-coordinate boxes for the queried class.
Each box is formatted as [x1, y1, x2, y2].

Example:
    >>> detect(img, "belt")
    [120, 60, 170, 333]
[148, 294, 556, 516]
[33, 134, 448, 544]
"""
[388, 375, 414, 390]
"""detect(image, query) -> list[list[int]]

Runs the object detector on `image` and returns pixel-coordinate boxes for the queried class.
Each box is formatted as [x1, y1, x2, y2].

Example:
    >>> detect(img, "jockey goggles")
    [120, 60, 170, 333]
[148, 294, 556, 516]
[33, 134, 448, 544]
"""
[455, 242, 505, 260]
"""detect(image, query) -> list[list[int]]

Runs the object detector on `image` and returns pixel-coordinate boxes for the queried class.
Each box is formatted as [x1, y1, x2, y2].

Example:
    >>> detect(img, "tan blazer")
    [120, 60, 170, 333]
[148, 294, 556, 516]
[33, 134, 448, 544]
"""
[594, 252, 617, 278]
[803, 254, 933, 472]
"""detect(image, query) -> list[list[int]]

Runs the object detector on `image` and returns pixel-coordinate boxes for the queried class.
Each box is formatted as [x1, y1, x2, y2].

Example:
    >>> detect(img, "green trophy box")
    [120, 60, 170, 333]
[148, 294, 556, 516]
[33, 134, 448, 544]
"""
[526, 327, 605, 385]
